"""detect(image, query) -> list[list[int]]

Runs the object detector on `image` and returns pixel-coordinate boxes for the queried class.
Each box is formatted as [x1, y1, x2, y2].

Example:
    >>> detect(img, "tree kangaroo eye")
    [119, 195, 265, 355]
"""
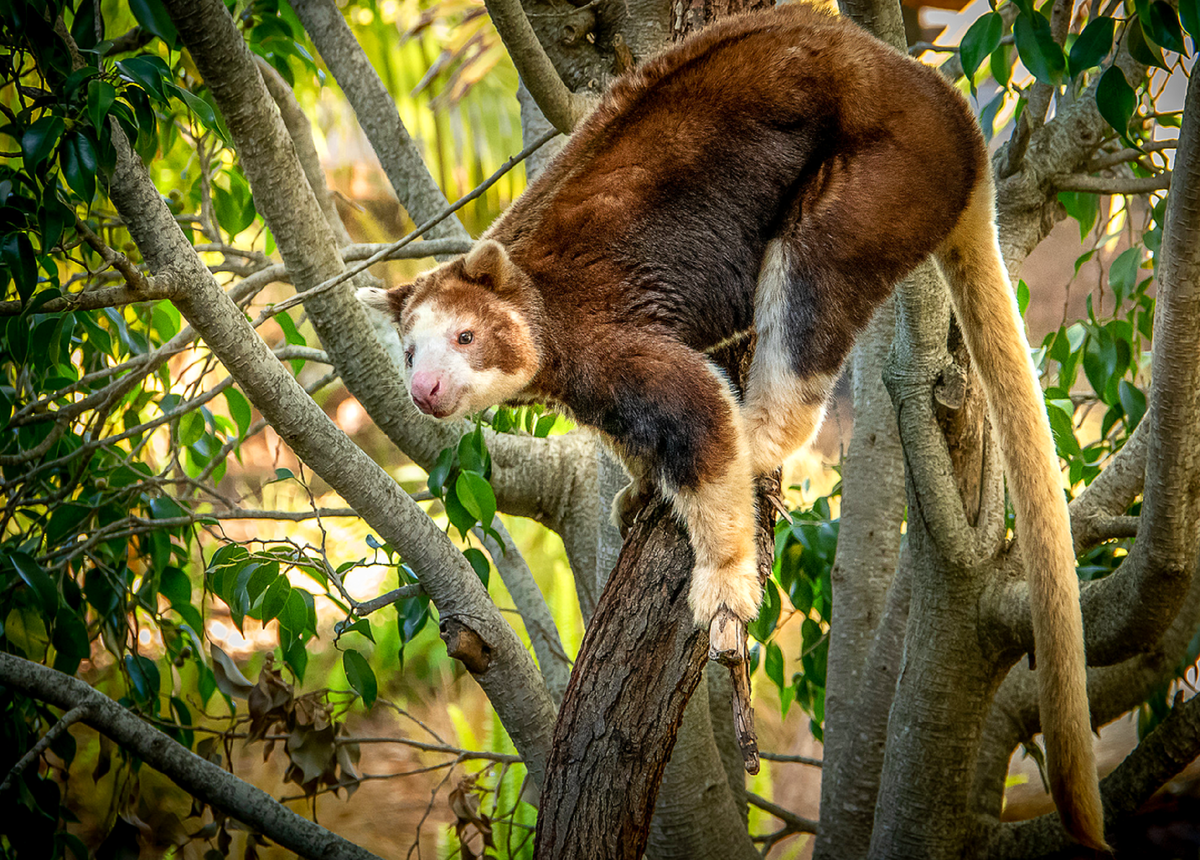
[457, 331, 474, 345]
[404, 348, 414, 367]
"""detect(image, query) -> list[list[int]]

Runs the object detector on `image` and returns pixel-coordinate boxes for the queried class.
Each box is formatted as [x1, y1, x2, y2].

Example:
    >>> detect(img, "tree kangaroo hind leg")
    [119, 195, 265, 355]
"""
[742, 239, 841, 477]
[604, 340, 761, 627]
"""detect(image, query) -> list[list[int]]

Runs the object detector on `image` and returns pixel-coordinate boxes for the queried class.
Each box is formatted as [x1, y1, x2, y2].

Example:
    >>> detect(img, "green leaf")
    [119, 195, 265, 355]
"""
[427, 447, 455, 496]
[260, 574, 291, 623]
[22, 115, 65, 173]
[343, 649, 377, 708]
[991, 42, 1013, 89]
[178, 410, 205, 447]
[1147, 1, 1187, 53]
[1047, 400, 1082, 457]
[160, 566, 192, 609]
[47, 503, 91, 546]
[961, 12, 1004, 91]
[398, 594, 430, 645]
[1109, 246, 1142, 305]
[223, 387, 252, 436]
[463, 547, 490, 587]
[749, 580, 781, 643]
[167, 82, 219, 129]
[1181, 0, 1200, 40]
[117, 56, 172, 101]
[457, 430, 488, 475]
[212, 170, 257, 237]
[125, 653, 160, 702]
[246, 561, 279, 605]
[1014, 11, 1065, 85]
[2, 233, 37, 304]
[87, 80, 117, 132]
[1127, 17, 1168, 69]
[1096, 66, 1136, 141]
[455, 471, 497, 528]
[129, 0, 179, 45]
[1017, 280, 1030, 316]
[52, 607, 90, 675]
[60, 131, 99, 202]
[338, 618, 376, 643]
[534, 414, 557, 437]
[1068, 16, 1115, 77]
[11, 552, 57, 613]
[1058, 191, 1099, 239]
[1118, 380, 1147, 429]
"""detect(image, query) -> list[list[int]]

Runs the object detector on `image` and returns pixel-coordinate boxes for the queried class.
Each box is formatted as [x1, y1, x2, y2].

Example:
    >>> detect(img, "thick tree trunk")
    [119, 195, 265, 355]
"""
[531, 500, 709, 860]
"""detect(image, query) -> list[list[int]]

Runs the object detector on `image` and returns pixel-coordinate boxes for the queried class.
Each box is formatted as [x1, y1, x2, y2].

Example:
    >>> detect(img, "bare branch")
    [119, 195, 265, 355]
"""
[482, 0, 594, 133]
[289, 0, 471, 244]
[746, 791, 820, 835]
[0, 654, 386, 860]
[267, 128, 560, 317]
[0, 705, 89, 795]
[1053, 173, 1171, 194]
[475, 521, 571, 704]
[759, 752, 823, 767]
[1088, 139, 1177, 171]
[1075, 68, 1200, 666]
[988, 691, 1200, 858]
[105, 115, 556, 786]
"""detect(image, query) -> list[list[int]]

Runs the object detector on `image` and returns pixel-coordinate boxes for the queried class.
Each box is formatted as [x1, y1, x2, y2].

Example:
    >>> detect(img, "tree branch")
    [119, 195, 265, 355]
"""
[1053, 172, 1171, 194]
[987, 690, 1200, 859]
[288, 0, 471, 244]
[104, 121, 556, 787]
[161, 0, 567, 526]
[475, 521, 572, 705]
[0, 704, 89, 795]
[0, 654, 385, 860]
[1072, 66, 1200, 666]
[482, 0, 594, 133]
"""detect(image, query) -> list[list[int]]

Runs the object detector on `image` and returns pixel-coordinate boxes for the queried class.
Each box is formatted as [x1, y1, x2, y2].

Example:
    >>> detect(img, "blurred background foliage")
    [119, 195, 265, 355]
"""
[0, 0, 1193, 856]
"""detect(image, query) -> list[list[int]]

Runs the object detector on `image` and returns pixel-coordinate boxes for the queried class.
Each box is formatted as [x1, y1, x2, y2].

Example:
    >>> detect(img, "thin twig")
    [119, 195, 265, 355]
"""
[264, 129, 560, 317]
[0, 705, 89, 794]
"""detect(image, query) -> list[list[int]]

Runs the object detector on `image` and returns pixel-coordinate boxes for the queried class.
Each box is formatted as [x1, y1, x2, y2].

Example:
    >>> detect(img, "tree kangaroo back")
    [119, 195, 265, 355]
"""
[360, 4, 1102, 847]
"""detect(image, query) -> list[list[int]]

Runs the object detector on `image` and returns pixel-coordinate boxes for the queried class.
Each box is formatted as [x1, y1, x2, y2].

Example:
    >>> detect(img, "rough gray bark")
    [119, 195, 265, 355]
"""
[0, 654, 385, 860]
[813, 302, 906, 859]
[477, 522, 572, 704]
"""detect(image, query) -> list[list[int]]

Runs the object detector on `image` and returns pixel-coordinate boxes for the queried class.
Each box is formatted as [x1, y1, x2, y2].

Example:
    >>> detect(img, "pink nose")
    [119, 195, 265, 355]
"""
[410, 372, 442, 415]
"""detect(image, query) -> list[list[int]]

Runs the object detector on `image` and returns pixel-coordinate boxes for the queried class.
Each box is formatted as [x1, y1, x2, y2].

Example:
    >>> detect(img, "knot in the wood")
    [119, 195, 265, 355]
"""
[440, 618, 492, 674]
[559, 7, 596, 45]
[934, 361, 968, 410]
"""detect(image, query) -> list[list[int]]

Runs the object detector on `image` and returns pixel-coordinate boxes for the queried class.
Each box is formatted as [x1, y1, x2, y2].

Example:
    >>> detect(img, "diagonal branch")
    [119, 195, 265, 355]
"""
[162, 0, 575, 525]
[0, 654, 386, 860]
[288, 0, 471, 244]
[482, 0, 594, 133]
[105, 120, 556, 787]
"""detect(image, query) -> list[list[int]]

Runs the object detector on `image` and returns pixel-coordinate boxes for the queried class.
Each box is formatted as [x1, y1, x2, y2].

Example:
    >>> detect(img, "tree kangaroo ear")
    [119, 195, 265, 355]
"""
[356, 284, 413, 320]
[463, 239, 515, 293]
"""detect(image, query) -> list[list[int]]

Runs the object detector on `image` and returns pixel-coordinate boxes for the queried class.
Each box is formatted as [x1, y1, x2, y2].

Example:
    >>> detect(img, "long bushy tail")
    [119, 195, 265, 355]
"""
[935, 175, 1106, 850]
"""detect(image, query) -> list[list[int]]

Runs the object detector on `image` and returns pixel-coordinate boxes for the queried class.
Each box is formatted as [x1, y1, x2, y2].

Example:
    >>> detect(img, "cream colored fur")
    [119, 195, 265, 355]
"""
[671, 364, 762, 623]
[743, 240, 837, 474]
[935, 177, 1105, 850]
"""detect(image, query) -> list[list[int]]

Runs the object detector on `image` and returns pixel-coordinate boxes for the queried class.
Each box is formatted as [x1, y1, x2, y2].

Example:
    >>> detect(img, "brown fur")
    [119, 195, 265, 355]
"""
[367, 5, 1103, 846]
